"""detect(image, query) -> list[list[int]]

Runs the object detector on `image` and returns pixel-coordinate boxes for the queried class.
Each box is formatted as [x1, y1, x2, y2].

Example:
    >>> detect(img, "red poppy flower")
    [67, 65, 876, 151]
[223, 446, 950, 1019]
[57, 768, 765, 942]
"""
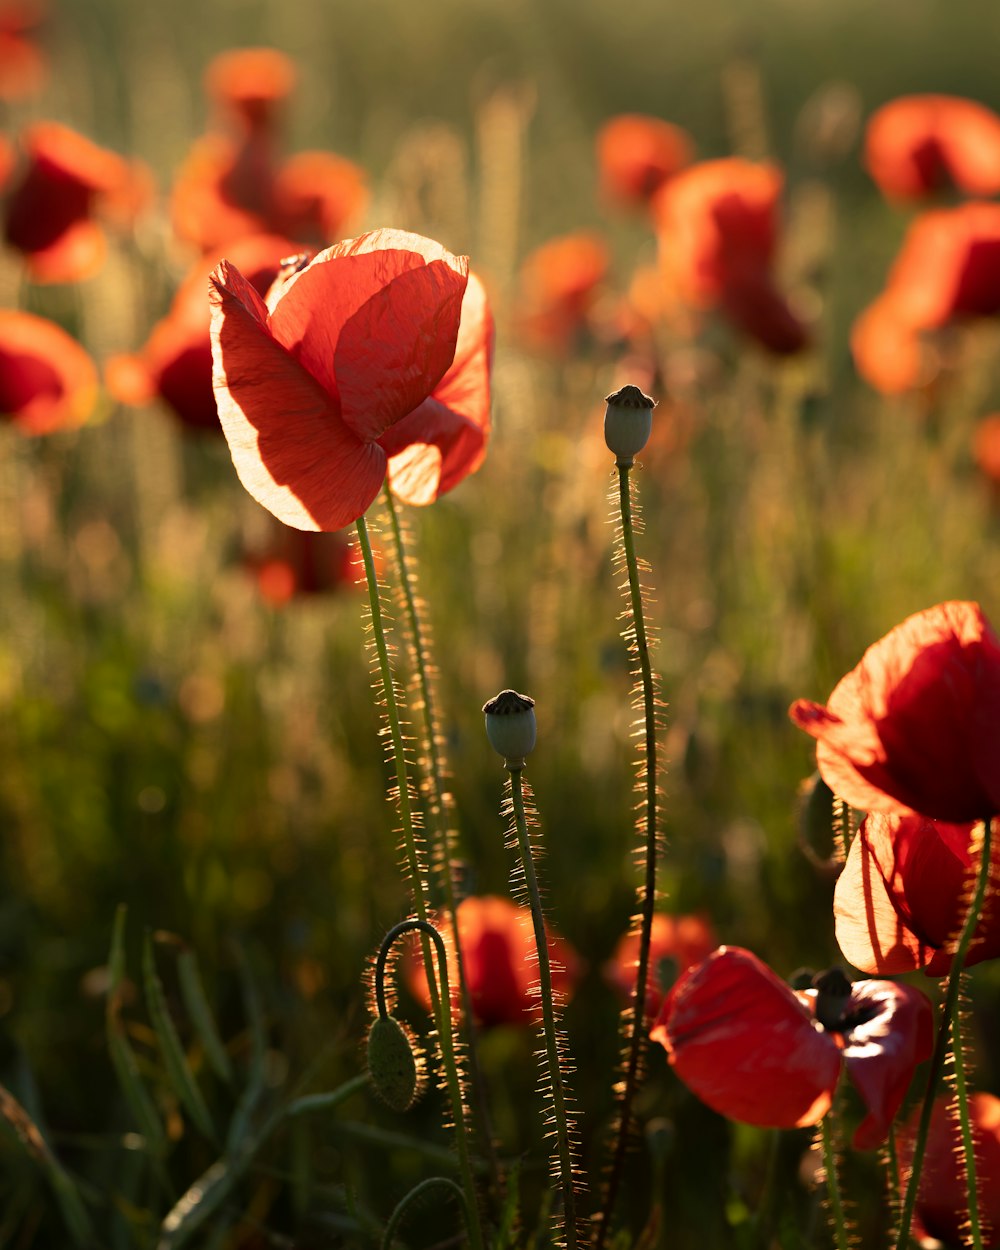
[835, 812, 1000, 976]
[596, 113, 693, 210]
[789, 601, 1000, 823]
[899, 1094, 1000, 1248]
[651, 946, 933, 1148]
[405, 895, 580, 1028]
[849, 293, 928, 395]
[106, 233, 302, 433]
[204, 47, 296, 135]
[974, 413, 1000, 487]
[651, 158, 808, 355]
[865, 95, 1000, 202]
[245, 524, 363, 605]
[0, 0, 46, 100]
[513, 230, 610, 353]
[604, 912, 717, 1019]
[3, 121, 145, 282]
[210, 228, 492, 530]
[0, 309, 97, 434]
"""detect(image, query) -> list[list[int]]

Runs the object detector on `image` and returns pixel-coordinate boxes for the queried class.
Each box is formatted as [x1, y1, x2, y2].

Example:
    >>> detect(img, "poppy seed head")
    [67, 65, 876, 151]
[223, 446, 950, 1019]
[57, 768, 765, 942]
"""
[605, 383, 657, 466]
[483, 689, 537, 768]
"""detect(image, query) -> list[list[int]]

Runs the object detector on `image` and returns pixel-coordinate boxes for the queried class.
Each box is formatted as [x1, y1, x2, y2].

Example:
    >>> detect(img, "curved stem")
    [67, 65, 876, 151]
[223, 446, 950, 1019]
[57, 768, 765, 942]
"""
[509, 768, 578, 1248]
[381, 1176, 470, 1250]
[820, 1115, 849, 1250]
[596, 464, 660, 1250]
[896, 816, 993, 1250]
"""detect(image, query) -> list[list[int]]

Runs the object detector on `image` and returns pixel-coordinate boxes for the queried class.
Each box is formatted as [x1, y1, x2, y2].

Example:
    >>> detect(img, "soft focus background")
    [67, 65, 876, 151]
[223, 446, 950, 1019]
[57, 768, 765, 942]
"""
[4, 0, 1000, 1246]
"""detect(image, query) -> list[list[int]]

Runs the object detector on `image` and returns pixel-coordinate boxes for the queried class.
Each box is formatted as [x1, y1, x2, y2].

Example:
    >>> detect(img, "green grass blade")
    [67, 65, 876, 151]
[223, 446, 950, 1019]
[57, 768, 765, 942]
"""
[224, 945, 266, 1155]
[142, 932, 217, 1144]
[176, 946, 233, 1086]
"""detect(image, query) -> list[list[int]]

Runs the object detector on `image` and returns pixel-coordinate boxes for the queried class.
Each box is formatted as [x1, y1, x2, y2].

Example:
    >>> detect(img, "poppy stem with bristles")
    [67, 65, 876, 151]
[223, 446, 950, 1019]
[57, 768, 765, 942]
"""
[949, 987, 983, 1250]
[820, 1115, 849, 1250]
[895, 815, 993, 1250]
[354, 515, 484, 1250]
[507, 766, 579, 1249]
[595, 461, 662, 1250]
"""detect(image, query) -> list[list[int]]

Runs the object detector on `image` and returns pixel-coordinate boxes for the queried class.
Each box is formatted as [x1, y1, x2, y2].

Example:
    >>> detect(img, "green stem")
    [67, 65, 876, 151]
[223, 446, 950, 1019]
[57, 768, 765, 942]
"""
[508, 768, 578, 1249]
[885, 1126, 901, 1228]
[595, 464, 660, 1250]
[896, 815, 993, 1250]
[949, 978, 983, 1249]
[354, 516, 484, 1250]
[837, 798, 852, 863]
[820, 1115, 849, 1250]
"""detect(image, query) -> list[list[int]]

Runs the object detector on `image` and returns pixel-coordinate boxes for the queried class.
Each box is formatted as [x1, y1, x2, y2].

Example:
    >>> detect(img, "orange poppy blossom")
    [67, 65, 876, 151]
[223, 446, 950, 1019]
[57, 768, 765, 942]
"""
[864, 94, 1000, 202]
[106, 233, 304, 434]
[651, 158, 809, 355]
[2, 121, 149, 283]
[244, 523, 364, 606]
[170, 47, 368, 254]
[405, 895, 580, 1028]
[974, 413, 1000, 487]
[209, 228, 493, 530]
[596, 113, 693, 210]
[651, 946, 933, 1148]
[852, 202, 1000, 393]
[0, 0, 47, 100]
[899, 1094, 1000, 1248]
[513, 230, 610, 353]
[0, 309, 97, 434]
[789, 601, 1000, 823]
[604, 912, 717, 1019]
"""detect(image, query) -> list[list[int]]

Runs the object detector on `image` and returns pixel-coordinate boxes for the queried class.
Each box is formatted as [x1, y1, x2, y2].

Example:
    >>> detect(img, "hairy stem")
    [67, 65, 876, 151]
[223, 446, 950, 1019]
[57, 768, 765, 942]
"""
[949, 980, 983, 1247]
[820, 1115, 849, 1250]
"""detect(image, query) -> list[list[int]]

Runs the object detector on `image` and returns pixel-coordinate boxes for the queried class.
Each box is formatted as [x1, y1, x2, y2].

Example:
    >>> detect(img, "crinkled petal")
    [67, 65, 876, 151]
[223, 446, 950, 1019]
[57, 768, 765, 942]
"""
[210, 259, 385, 531]
[650, 946, 841, 1129]
[267, 228, 468, 442]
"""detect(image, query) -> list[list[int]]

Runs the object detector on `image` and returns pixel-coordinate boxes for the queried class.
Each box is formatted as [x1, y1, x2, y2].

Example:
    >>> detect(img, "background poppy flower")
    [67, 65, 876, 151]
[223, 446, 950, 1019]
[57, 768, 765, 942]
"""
[0, 0, 47, 100]
[651, 946, 933, 1148]
[0, 309, 97, 434]
[596, 113, 693, 210]
[244, 525, 363, 605]
[835, 812, 1000, 976]
[3, 121, 144, 282]
[789, 601, 1000, 822]
[513, 230, 610, 353]
[106, 233, 302, 433]
[974, 413, 1000, 490]
[898, 1094, 1000, 1248]
[604, 912, 717, 1018]
[864, 94, 1000, 202]
[210, 227, 476, 531]
[405, 895, 580, 1028]
[204, 46, 296, 135]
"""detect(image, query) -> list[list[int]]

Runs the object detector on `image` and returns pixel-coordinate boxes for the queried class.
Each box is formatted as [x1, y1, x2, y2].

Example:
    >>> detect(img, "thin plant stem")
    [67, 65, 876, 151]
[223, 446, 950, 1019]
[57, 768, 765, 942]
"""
[837, 798, 852, 863]
[949, 978, 983, 1249]
[885, 1126, 901, 1229]
[374, 918, 485, 1250]
[595, 463, 661, 1250]
[820, 1116, 849, 1250]
[508, 767, 578, 1249]
[381, 1176, 471, 1250]
[354, 515, 484, 1250]
[896, 815, 994, 1250]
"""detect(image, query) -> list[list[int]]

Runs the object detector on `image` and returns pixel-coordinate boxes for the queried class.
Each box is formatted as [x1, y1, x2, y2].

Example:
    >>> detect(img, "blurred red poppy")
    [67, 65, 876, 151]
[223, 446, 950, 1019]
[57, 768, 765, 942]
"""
[0, 0, 46, 100]
[210, 228, 492, 530]
[974, 413, 1000, 487]
[651, 158, 808, 355]
[245, 524, 363, 605]
[0, 309, 97, 433]
[405, 895, 580, 1028]
[513, 230, 610, 353]
[899, 1094, 1000, 1248]
[849, 294, 927, 395]
[790, 601, 1000, 822]
[865, 95, 1000, 202]
[171, 47, 367, 253]
[3, 121, 147, 282]
[106, 233, 302, 433]
[651, 946, 933, 1148]
[596, 113, 693, 210]
[835, 812, 1000, 976]
[604, 912, 717, 1019]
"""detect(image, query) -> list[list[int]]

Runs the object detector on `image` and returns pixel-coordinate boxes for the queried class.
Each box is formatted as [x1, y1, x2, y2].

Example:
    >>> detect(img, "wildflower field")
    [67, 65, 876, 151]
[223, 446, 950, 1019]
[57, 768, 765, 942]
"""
[4, 0, 1000, 1246]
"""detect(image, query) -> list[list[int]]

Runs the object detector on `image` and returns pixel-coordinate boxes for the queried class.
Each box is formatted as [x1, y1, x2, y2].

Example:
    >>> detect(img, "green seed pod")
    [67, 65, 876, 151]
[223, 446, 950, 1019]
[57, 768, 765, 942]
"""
[604, 383, 657, 466]
[482, 689, 536, 768]
[367, 1014, 421, 1113]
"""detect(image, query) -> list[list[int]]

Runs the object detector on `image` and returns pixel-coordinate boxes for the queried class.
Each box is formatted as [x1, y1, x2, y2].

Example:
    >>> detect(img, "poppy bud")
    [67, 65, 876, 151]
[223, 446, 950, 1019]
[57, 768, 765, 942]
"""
[604, 384, 657, 466]
[366, 1014, 422, 1112]
[482, 689, 536, 769]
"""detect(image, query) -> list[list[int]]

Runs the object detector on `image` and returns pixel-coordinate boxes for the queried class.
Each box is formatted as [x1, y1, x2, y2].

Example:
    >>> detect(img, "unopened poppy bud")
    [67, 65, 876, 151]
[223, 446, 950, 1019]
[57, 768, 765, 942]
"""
[482, 689, 536, 769]
[604, 384, 657, 466]
[366, 1014, 422, 1113]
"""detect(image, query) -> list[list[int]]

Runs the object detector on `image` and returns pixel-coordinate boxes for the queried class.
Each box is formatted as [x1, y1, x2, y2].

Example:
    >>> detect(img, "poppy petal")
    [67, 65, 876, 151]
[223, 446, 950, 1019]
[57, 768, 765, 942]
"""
[210, 259, 385, 531]
[651, 946, 841, 1129]
[0, 308, 97, 434]
[267, 229, 468, 443]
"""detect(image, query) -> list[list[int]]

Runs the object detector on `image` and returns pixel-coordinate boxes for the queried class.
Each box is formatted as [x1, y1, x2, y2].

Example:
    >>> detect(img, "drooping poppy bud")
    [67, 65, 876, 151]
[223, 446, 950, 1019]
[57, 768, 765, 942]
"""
[366, 1014, 423, 1113]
